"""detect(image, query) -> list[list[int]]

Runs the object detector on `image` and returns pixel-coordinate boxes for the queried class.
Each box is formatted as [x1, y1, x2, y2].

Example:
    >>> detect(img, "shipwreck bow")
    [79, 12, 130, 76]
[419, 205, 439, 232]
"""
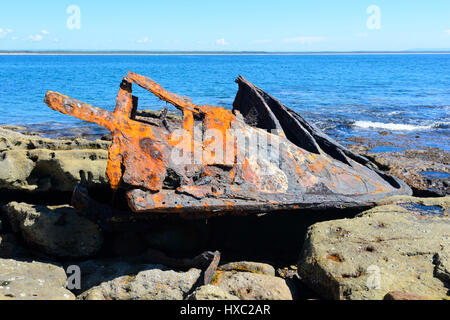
[44, 72, 411, 218]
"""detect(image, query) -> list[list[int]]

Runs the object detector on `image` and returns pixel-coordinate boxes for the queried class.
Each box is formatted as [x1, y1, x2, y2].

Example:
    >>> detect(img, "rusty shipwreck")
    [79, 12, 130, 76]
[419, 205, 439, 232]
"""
[43, 72, 412, 218]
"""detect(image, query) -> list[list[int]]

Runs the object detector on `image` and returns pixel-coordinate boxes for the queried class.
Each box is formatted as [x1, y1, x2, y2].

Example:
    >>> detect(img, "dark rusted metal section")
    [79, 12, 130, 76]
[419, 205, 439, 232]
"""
[202, 251, 221, 285]
[233, 75, 373, 167]
[141, 249, 220, 276]
[44, 72, 412, 218]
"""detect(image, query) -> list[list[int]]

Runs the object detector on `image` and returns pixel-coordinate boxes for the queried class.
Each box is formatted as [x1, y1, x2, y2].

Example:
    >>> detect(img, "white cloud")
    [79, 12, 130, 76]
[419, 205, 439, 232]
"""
[28, 34, 43, 42]
[11, 36, 18, 41]
[445, 30, 450, 35]
[53, 38, 60, 43]
[215, 38, 229, 46]
[0, 28, 13, 38]
[25, 30, 50, 42]
[252, 39, 272, 44]
[283, 36, 326, 44]
[136, 37, 150, 44]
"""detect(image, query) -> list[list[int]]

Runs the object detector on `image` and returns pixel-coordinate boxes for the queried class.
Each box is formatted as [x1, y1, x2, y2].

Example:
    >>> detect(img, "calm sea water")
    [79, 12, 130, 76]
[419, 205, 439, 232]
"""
[0, 54, 449, 150]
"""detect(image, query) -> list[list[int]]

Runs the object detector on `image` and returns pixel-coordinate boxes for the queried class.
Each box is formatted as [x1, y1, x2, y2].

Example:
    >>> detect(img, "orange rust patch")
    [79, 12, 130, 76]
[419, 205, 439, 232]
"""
[45, 84, 169, 191]
[307, 159, 326, 173]
[241, 158, 258, 184]
[200, 106, 236, 166]
[326, 253, 345, 262]
[226, 200, 235, 210]
[295, 164, 318, 188]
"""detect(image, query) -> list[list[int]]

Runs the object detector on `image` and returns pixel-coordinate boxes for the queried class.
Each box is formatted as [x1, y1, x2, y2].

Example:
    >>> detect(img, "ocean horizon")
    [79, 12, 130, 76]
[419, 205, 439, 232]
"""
[1, 50, 450, 55]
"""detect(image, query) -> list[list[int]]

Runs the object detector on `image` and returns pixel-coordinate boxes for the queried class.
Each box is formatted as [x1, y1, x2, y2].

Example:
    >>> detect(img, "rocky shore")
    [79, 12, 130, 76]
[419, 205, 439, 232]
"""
[343, 132, 449, 197]
[0, 126, 448, 300]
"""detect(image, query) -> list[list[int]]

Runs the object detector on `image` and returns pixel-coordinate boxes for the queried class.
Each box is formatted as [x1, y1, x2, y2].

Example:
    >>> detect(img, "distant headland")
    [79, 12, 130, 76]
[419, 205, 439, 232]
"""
[1, 50, 450, 55]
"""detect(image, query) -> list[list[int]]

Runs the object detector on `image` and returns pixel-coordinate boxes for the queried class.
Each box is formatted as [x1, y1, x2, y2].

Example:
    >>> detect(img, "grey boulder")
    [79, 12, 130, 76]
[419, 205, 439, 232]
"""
[78, 266, 201, 300]
[210, 270, 293, 300]
[0, 258, 74, 300]
[299, 196, 450, 300]
[0, 128, 109, 192]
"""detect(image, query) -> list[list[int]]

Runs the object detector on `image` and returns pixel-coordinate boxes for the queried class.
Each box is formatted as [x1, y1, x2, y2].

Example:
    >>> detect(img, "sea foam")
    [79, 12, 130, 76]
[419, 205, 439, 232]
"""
[353, 121, 433, 131]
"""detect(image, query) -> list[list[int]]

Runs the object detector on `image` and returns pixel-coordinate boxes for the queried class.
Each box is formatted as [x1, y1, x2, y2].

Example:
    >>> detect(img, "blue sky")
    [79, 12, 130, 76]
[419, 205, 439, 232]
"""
[1, 0, 450, 51]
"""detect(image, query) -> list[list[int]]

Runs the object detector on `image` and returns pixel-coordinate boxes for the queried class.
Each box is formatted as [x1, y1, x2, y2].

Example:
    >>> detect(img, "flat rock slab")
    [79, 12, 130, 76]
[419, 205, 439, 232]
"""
[0, 259, 74, 300]
[299, 196, 450, 300]
[0, 128, 109, 192]
[4, 202, 103, 259]
[78, 266, 201, 300]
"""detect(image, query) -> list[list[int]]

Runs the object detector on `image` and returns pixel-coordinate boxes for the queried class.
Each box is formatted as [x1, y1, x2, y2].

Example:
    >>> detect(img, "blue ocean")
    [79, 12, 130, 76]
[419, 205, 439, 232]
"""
[0, 54, 449, 150]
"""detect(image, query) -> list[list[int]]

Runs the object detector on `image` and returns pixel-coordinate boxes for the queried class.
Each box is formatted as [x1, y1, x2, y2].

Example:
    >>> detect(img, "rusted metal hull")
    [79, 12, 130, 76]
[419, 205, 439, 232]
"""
[44, 72, 412, 218]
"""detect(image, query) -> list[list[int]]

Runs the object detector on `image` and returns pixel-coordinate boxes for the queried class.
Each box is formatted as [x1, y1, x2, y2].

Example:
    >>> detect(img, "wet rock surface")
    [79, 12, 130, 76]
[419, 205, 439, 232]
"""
[368, 149, 448, 196]
[298, 196, 450, 300]
[343, 134, 449, 196]
[0, 259, 75, 300]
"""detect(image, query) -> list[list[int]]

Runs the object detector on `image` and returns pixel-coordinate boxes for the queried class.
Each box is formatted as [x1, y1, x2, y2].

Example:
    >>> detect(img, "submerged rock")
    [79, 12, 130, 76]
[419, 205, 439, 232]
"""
[0, 128, 109, 192]
[0, 258, 75, 300]
[369, 149, 449, 196]
[346, 136, 449, 196]
[78, 266, 201, 300]
[298, 196, 450, 300]
[4, 202, 103, 259]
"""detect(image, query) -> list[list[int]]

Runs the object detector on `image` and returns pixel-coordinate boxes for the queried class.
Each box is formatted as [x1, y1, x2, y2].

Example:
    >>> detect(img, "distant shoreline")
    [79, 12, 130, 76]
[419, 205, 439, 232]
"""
[1, 51, 450, 56]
